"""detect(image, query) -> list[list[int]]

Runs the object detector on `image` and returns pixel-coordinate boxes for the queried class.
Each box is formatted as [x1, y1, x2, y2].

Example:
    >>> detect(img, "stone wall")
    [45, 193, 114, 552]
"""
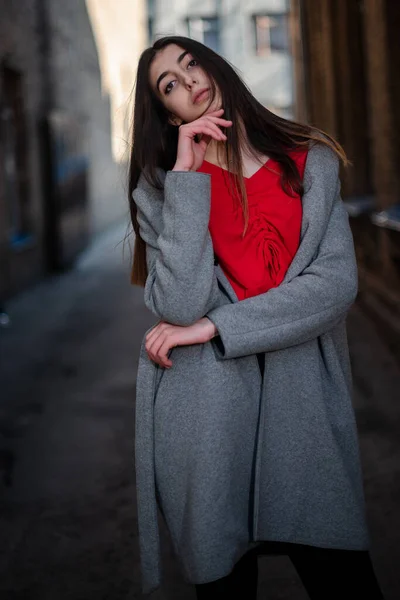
[0, 0, 44, 297]
[0, 0, 146, 299]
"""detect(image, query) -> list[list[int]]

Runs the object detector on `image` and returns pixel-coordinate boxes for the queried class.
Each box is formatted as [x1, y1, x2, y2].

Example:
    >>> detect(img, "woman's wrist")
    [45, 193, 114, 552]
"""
[203, 317, 218, 339]
[172, 163, 191, 172]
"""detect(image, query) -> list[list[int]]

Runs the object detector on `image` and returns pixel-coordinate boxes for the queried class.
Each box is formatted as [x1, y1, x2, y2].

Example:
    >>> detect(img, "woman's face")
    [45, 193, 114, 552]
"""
[149, 43, 222, 125]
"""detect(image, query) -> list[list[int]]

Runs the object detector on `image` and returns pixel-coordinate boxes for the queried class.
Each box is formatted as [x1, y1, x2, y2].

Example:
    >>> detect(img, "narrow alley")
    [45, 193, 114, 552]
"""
[0, 223, 399, 600]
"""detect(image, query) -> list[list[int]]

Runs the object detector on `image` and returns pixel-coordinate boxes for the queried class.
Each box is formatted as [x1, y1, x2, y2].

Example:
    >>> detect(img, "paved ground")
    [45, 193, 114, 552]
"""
[0, 222, 399, 599]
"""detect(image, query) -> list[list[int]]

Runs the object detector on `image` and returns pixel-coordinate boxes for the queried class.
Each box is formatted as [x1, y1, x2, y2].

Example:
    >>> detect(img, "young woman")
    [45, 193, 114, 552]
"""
[129, 36, 384, 599]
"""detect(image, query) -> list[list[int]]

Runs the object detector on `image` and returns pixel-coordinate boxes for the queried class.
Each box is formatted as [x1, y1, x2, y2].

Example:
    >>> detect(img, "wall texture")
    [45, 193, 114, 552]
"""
[0, 0, 147, 299]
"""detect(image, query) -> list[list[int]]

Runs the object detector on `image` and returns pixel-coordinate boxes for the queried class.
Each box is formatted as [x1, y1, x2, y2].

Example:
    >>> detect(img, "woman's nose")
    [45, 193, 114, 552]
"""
[184, 75, 196, 89]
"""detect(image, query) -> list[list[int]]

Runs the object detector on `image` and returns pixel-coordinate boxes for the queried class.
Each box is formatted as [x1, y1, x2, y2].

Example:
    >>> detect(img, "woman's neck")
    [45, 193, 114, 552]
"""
[204, 139, 270, 176]
[204, 140, 228, 166]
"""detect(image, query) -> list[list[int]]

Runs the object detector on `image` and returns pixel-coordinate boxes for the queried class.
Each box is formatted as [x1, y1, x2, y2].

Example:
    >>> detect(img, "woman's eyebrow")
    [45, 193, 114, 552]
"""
[156, 50, 190, 92]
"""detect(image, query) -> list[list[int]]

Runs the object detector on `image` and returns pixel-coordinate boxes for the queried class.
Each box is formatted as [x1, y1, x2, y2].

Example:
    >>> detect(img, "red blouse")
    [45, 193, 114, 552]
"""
[197, 149, 308, 300]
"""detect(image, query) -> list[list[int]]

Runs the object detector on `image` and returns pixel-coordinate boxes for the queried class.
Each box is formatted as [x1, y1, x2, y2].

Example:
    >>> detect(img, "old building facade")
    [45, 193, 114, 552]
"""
[0, 0, 43, 301]
[0, 0, 145, 301]
[291, 0, 400, 333]
[147, 0, 294, 117]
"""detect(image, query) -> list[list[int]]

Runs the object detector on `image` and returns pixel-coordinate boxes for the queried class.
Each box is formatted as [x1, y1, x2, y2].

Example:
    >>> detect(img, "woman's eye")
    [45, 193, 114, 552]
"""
[165, 81, 175, 94]
[164, 59, 198, 94]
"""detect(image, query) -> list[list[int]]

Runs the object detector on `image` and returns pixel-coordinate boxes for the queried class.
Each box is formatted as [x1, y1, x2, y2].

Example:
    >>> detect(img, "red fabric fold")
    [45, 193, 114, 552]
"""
[198, 149, 308, 300]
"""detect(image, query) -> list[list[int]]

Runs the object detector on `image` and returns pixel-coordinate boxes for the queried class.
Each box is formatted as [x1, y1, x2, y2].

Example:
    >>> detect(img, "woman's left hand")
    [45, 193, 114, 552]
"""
[145, 317, 218, 368]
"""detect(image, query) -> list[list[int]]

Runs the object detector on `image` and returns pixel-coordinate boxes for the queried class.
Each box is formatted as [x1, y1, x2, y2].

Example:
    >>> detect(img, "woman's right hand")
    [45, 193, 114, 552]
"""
[172, 108, 232, 173]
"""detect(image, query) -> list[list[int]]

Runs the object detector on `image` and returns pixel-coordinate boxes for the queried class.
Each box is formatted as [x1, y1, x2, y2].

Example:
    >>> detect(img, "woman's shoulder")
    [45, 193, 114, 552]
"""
[300, 140, 340, 194]
[289, 138, 339, 167]
[306, 138, 340, 170]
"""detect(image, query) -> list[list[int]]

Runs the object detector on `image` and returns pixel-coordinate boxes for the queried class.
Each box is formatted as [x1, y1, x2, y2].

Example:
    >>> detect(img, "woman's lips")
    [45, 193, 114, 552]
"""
[193, 89, 209, 104]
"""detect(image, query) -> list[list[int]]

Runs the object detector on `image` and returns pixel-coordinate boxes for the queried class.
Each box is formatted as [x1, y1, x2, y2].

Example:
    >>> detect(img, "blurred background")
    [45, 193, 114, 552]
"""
[0, 1, 399, 598]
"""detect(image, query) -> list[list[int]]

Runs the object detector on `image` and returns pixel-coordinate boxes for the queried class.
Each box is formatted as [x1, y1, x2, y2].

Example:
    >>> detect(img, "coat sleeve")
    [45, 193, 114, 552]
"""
[205, 155, 359, 359]
[133, 170, 221, 326]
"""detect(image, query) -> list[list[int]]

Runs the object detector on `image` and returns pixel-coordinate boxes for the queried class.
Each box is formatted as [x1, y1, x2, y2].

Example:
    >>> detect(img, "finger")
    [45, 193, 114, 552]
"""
[184, 123, 224, 141]
[197, 140, 209, 154]
[145, 322, 166, 343]
[192, 124, 227, 141]
[182, 119, 229, 136]
[197, 134, 211, 152]
[202, 124, 227, 140]
[146, 325, 168, 358]
[193, 118, 232, 136]
[203, 116, 233, 126]
[157, 338, 174, 368]
[200, 127, 226, 142]
[145, 326, 159, 344]
[152, 333, 174, 368]
[199, 117, 233, 127]
[195, 132, 212, 145]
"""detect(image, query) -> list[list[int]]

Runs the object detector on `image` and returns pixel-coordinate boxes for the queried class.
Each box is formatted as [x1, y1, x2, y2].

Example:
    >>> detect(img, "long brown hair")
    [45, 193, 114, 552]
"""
[128, 35, 347, 287]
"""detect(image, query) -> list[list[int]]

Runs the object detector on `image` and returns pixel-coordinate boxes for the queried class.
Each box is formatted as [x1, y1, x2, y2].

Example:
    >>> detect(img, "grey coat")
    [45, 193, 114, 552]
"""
[133, 143, 370, 595]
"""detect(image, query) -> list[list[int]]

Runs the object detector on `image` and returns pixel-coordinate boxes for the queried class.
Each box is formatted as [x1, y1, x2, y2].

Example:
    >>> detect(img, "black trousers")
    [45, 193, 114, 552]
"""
[194, 542, 384, 599]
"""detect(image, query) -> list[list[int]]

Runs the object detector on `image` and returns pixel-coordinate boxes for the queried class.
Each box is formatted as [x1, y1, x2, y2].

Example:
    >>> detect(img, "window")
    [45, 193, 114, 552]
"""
[147, 16, 154, 42]
[147, 0, 155, 43]
[0, 65, 31, 247]
[253, 13, 289, 56]
[187, 17, 220, 53]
